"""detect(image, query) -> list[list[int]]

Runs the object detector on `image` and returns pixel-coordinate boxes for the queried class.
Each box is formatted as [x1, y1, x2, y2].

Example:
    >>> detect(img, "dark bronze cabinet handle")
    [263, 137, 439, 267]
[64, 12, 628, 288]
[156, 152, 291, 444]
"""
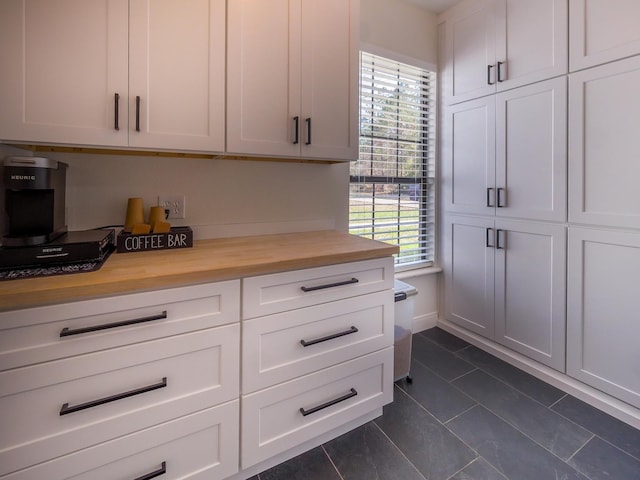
[301, 277, 359, 292]
[60, 377, 167, 416]
[60, 311, 168, 337]
[497, 187, 506, 207]
[135, 95, 141, 132]
[486, 187, 495, 207]
[293, 116, 300, 144]
[496, 229, 505, 250]
[114, 93, 120, 131]
[497, 61, 505, 82]
[299, 388, 357, 416]
[133, 462, 167, 480]
[305, 117, 311, 145]
[300, 326, 358, 347]
[487, 64, 495, 85]
[486, 227, 494, 248]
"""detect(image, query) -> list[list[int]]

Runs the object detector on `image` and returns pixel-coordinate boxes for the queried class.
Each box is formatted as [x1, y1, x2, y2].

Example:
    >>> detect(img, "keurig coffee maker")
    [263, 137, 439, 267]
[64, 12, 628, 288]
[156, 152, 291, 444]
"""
[1, 156, 115, 271]
[2, 156, 68, 247]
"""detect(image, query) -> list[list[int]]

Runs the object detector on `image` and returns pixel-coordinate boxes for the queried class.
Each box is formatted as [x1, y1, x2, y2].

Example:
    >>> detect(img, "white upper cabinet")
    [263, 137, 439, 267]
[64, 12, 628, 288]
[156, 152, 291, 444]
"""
[0, 0, 129, 146]
[569, 0, 640, 72]
[442, 77, 567, 222]
[227, 0, 359, 161]
[440, 0, 567, 105]
[128, 0, 226, 152]
[0, 0, 225, 152]
[569, 55, 640, 229]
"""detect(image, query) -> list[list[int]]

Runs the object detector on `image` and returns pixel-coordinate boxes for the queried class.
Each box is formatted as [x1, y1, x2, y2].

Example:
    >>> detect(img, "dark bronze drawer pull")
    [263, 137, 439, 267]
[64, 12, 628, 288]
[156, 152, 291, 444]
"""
[300, 278, 359, 292]
[300, 326, 358, 347]
[60, 377, 167, 416]
[133, 461, 167, 480]
[60, 311, 168, 337]
[299, 388, 357, 417]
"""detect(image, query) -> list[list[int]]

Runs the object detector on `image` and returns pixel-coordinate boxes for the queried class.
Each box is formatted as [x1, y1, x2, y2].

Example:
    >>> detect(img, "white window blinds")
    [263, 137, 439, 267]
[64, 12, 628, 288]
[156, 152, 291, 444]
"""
[349, 52, 437, 267]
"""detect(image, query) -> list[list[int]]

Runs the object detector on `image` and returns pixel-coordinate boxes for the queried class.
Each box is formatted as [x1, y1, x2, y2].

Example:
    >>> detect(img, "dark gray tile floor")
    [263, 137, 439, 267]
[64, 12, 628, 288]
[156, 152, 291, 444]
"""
[252, 327, 640, 480]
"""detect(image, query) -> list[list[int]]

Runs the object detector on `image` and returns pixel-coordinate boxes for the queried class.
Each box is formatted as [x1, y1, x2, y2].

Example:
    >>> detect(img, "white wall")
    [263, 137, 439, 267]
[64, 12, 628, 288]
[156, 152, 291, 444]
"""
[361, 0, 439, 68]
[0, 144, 350, 239]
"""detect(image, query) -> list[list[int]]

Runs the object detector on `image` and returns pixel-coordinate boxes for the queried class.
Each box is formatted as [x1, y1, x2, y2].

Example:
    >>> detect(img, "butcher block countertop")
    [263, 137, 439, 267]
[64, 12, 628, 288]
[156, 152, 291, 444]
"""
[0, 230, 399, 312]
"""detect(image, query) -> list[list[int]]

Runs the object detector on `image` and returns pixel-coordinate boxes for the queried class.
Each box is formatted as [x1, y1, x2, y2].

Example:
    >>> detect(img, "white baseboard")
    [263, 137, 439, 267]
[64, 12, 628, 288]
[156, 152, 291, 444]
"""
[413, 312, 437, 333]
[437, 318, 640, 430]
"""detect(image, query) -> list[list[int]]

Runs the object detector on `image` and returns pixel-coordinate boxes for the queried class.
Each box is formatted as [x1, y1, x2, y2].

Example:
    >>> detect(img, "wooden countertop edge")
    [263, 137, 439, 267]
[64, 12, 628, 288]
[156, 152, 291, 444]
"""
[0, 231, 399, 311]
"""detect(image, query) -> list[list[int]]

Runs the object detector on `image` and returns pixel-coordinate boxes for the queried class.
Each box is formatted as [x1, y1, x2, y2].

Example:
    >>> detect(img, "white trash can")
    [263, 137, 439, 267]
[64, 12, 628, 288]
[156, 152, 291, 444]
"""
[394, 279, 418, 383]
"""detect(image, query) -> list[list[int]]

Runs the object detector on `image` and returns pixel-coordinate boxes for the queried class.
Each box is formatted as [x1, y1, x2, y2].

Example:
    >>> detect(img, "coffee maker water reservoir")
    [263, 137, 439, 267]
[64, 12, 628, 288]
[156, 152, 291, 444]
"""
[2, 156, 68, 247]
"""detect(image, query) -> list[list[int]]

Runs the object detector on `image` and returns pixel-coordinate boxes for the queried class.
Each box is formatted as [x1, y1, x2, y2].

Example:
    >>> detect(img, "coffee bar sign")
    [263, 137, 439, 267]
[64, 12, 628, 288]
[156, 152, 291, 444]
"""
[116, 227, 193, 253]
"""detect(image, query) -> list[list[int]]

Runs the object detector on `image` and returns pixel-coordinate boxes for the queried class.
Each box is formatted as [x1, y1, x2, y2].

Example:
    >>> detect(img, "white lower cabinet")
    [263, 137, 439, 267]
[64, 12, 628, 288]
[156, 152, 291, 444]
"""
[242, 291, 393, 393]
[240, 258, 395, 471]
[0, 281, 240, 479]
[241, 348, 393, 468]
[0, 258, 396, 480]
[3, 401, 239, 480]
[443, 215, 566, 371]
[567, 227, 640, 409]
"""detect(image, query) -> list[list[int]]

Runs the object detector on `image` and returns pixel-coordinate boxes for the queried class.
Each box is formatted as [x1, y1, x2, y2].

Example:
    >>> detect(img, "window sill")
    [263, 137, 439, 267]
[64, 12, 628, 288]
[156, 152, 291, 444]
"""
[395, 265, 442, 279]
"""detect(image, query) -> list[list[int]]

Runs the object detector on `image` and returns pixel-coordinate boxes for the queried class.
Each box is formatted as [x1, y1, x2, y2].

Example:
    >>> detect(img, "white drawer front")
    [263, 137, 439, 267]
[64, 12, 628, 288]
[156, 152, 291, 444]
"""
[4, 401, 239, 480]
[241, 347, 393, 468]
[0, 280, 240, 371]
[0, 325, 239, 476]
[242, 258, 394, 319]
[243, 291, 394, 393]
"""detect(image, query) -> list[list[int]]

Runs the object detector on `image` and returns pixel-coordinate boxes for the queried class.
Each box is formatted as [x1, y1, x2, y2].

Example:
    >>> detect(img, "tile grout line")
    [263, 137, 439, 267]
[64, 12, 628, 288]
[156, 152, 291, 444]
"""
[320, 445, 345, 480]
[369, 418, 429, 480]
[547, 392, 568, 409]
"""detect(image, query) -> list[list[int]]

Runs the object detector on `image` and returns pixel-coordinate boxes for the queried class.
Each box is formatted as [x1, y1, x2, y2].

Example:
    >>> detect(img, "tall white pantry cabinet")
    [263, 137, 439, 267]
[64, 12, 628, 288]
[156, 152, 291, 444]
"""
[439, 0, 640, 414]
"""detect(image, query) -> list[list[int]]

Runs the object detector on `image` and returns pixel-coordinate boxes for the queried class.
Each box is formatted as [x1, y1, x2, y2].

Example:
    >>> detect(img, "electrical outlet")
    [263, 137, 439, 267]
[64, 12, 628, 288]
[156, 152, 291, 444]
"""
[157, 195, 186, 219]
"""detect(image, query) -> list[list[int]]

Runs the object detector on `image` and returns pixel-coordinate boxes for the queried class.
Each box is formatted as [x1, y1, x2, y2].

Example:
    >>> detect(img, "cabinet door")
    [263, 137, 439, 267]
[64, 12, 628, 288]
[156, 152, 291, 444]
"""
[300, 0, 358, 160]
[568, 56, 640, 229]
[443, 215, 495, 338]
[128, 0, 225, 152]
[442, 96, 496, 215]
[570, 0, 640, 71]
[495, 77, 567, 222]
[441, 0, 496, 105]
[494, 220, 566, 371]
[495, 0, 567, 91]
[567, 227, 640, 408]
[226, 0, 301, 157]
[0, 0, 128, 146]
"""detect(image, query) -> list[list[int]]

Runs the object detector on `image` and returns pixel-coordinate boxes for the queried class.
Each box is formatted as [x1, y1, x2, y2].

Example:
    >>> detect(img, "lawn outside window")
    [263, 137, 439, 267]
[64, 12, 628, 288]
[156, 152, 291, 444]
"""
[349, 52, 436, 269]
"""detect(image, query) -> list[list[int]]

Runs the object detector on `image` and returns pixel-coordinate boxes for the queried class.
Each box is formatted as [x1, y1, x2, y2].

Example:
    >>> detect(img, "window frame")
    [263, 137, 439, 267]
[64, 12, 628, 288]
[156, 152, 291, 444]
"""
[349, 49, 437, 270]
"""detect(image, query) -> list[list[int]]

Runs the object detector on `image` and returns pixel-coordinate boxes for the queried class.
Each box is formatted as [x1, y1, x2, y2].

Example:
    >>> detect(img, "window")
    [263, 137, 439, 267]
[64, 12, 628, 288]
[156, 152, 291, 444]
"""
[349, 52, 436, 268]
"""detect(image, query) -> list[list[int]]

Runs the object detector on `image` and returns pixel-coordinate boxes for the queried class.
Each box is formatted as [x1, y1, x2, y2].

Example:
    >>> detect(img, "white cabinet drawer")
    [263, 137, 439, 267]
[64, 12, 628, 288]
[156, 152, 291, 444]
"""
[241, 347, 393, 468]
[4, 400, 239, 480]
[242, 258, 394, 319]
[242, 291, 393, 393]
[0, 325, 239, 476]
[0, 280, 240, 371]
